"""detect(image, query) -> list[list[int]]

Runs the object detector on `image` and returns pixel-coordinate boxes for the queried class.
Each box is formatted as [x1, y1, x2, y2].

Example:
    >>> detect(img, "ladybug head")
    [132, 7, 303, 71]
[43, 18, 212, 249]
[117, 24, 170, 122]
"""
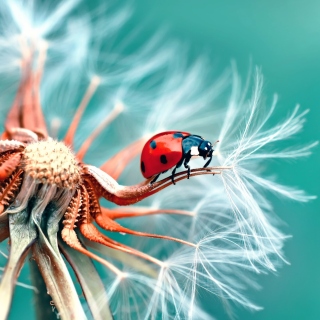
[198, 140, 214, 159]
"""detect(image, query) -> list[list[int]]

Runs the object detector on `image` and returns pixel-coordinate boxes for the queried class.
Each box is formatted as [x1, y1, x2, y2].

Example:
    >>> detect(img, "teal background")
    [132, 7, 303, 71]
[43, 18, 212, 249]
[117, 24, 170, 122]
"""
[128, 1, 320, 319]
[8, 1, 320, 319]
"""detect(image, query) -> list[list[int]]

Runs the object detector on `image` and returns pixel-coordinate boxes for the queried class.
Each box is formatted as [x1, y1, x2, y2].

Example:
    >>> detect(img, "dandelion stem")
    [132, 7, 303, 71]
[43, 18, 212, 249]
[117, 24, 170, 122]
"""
[59, 239, 114, 320]
[32, 239, 87, 320]
[29, 258, 58, 320]
[0, 208, 37, 320]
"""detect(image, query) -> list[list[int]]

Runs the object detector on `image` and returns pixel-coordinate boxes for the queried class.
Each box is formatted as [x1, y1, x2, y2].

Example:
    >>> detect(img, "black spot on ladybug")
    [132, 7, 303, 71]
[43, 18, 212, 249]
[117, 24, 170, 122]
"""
[141, 161, 145, 173]
[160, 155, 167, 164]
[173, 132, 184, 138]
[150, 140, 157, 149]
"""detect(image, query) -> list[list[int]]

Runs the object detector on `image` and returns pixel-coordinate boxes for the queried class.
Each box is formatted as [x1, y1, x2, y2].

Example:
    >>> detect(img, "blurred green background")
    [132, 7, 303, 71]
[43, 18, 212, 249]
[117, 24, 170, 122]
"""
[8, 0, 320, 319]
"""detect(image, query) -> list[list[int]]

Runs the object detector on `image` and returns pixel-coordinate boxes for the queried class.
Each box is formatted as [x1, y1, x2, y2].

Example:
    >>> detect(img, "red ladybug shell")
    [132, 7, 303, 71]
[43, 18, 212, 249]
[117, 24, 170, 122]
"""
[140, 131, 191, 178]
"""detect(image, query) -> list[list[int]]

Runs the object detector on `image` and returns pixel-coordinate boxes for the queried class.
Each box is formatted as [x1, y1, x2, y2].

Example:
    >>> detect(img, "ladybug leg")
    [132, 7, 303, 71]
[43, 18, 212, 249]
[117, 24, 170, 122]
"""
[150, 173, 161, 184]
[183, 154, 192, 179]
[203, 156, 215, 176]
[171, 167, 177, 185]
[204, 156, 212, 168]
[171, 158, 184, 185]
[184, 163, 190, 179]
[151, 169, 168, 184]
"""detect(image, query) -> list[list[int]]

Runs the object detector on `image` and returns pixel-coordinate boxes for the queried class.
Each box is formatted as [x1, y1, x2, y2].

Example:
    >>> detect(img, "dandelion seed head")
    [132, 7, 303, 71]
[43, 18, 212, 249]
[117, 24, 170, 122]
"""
[23, 140, 81, 188]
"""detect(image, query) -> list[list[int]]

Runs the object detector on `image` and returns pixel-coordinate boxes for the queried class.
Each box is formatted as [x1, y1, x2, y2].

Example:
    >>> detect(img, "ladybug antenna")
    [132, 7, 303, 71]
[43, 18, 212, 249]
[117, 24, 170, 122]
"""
[212, 139, 219, 147]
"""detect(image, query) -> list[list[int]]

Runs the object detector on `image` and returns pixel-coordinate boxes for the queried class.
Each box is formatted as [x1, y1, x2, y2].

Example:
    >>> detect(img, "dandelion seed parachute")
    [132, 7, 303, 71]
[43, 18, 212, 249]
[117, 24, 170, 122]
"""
[0, 0, 316, 320]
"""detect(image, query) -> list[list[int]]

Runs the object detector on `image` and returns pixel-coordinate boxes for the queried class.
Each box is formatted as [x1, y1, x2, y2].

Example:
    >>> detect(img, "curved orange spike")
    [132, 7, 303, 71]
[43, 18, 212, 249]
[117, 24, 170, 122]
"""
[62, 188, 81, 230]
[5, 43, 48, 139]
[61, 188, 123, 276]
[79, 221, 163, 267]
[5, 58, 32, 133]
[61, 227, 123, 276]
[100, 206, 194, 220]
[23, 41, 48, 138]
[82, 179, 195, 260]
[98, 233, 163, 266]
[0, 169, 23, 215]
[93, 213, 196, 247]
[0, 153, 21, 181]
[100, 137, 148, 180]
[76, 102, 124, 162]
[64, 76, 100, 147]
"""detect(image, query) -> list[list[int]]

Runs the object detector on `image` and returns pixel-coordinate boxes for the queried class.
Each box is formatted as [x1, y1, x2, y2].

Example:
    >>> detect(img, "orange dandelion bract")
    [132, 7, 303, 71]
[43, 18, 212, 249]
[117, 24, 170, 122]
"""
[0, 30, 228, 320]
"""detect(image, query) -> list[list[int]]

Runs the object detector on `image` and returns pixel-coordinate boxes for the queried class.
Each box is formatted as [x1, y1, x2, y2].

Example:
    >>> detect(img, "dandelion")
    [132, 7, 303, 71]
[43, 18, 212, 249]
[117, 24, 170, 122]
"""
[0, 1, 316, 320]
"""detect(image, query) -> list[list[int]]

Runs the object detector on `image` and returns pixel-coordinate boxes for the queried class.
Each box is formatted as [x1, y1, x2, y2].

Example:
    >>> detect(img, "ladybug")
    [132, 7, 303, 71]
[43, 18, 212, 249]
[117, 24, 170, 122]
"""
[140, 131, 214, 184]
